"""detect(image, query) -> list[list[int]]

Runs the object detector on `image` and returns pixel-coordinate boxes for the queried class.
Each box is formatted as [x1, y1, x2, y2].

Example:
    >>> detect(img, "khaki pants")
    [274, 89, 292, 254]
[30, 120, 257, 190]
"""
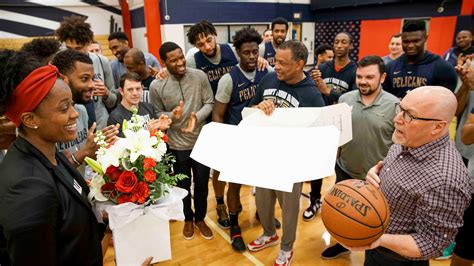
[255, 182, 303, 251]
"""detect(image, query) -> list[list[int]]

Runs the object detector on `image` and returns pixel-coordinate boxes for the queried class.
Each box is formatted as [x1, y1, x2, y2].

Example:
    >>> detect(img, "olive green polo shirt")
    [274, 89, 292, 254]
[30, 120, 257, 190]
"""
[336, 89, 399, 180]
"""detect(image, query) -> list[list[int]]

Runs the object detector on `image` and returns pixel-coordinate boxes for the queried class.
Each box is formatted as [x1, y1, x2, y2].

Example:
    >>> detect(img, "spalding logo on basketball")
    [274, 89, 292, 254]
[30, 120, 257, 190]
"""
[321, 179, 390, 247]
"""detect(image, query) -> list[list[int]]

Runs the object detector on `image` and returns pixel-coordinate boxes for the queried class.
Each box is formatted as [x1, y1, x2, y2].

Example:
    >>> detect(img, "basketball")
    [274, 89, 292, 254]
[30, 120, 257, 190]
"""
[321, 179, 390, 247]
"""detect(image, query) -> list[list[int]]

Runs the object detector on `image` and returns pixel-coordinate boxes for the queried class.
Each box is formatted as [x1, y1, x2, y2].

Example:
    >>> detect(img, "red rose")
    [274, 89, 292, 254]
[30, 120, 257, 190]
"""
[101, 182, 115, 192]
[162, 134, 168, 143]
[105, 166, 122, 181]
[143, 158, 156, 170]
[131, 182, 150, 204]
[117, 193, 133, 204]
[115, 171, 138, 193]
[144, 170, 157, 183]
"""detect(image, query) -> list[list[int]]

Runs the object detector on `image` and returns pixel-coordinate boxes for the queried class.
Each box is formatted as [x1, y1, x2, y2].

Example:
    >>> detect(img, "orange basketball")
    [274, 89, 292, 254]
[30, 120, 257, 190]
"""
[321, 179, 390, 247]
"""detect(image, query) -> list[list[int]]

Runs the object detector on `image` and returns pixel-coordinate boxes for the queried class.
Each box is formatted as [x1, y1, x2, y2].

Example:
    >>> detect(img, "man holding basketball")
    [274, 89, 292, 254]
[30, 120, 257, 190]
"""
[358, 86, 471, 265]
[321, 55, 399, 259]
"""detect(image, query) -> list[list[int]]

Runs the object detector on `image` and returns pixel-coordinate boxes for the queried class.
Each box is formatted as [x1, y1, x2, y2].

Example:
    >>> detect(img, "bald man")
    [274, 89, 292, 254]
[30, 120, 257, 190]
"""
[444, 30, 473, 67]
[347, 86, 472, 266]
[124, 48, 155, 103]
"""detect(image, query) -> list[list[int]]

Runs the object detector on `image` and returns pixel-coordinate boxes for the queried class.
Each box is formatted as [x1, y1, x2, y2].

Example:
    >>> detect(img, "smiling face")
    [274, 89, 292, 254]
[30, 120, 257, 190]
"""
[32, 79, 79, 142]
[274, 48, 303, 83]
[164, 47, 186, 78]
[65, 61, 94, 104]
[120, 79, 143, 107]
[237, 42, 259, 72]
[356, 64, 386, 96]
[108, 38, 129, 62]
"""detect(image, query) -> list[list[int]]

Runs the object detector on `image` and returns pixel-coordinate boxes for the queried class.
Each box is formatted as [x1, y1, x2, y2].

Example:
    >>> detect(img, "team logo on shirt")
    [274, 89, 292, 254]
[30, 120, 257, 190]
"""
[262, 88, 299, 108]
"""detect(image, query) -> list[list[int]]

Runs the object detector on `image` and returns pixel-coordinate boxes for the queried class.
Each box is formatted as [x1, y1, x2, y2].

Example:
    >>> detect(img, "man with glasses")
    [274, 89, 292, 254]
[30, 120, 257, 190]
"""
[350, 86, 472, 265]
[321, 56, 399, 259]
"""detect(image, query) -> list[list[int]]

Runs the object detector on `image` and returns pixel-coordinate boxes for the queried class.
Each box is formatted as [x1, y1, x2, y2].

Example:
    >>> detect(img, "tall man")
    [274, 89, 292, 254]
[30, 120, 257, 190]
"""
[150, 42, 214, 241]
[185, 20, 239, 228]
[123, 48, 156, 103]
[311, 32, 357, 104]
[213, 27, 269, 252]
[320, 56, 399, 259]
[357, 86, 471, 265]
[55, 15, 117, 130]
[383, 20, 458, 98]
[444, 30, 473, 67]
[108, 32, 161, 89]
[246, 40, 325, 266]
[259, 17, 289, 67]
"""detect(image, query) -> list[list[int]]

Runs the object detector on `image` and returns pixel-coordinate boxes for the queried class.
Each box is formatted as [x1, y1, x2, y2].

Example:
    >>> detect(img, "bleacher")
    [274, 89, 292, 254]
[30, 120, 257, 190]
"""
[0, 35, 115, 60]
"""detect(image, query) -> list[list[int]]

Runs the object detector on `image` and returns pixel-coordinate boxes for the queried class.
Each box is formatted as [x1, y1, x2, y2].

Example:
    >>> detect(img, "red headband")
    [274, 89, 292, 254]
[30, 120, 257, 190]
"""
[5, 64, 60, 127]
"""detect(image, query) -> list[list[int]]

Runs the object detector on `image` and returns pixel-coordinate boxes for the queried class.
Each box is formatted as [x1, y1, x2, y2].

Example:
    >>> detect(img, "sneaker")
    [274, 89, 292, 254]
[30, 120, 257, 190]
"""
[247, 233, 279, 251]
[321, 243, 350, 259]
[274, 250, 294, 266]
[216, 204, 230, 229]
[195, 220, 214, 240]
[434, 242, 455, 260]
[183, 221, 194, 240]
[230, 225, 246, 253]
[303, 199, 322, 221]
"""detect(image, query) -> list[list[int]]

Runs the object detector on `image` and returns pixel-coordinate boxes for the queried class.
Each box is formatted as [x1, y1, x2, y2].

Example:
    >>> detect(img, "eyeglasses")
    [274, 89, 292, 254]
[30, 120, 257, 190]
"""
[395, 103, 443, 123]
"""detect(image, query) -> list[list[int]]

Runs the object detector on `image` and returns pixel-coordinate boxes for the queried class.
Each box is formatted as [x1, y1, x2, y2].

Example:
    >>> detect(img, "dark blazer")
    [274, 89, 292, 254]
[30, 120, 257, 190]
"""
[0, 137, 102, 266]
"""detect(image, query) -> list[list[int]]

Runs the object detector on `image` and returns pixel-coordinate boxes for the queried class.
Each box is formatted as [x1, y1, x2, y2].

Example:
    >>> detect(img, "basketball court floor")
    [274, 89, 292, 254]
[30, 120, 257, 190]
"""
[103, 175, 452, 265]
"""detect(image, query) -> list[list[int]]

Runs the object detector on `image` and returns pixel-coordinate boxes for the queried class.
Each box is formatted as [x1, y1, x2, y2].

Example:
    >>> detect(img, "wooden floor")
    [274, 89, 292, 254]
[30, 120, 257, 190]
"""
[103, 175, 452, 265]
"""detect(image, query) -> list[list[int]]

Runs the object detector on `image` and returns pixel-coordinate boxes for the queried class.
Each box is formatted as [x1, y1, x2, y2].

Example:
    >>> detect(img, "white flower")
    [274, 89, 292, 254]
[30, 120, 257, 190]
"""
[88, 173, 108, 202]
[122, 128, 158, 163]
[155, 141, 167, 161]
[97, 138, 127, 173]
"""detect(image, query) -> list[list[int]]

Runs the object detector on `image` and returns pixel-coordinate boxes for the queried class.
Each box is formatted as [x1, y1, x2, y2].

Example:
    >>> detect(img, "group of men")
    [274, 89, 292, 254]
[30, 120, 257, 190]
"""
[0, 13, 473, 266]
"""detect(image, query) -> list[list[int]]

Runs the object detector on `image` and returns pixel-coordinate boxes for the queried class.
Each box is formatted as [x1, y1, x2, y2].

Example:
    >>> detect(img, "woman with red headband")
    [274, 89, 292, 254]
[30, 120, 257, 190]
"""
[0, 50, 103, 265]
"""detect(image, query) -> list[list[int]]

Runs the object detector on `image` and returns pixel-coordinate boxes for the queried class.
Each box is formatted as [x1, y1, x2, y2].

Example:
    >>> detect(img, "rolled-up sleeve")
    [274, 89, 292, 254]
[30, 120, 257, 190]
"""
[411, 184, 471, 260]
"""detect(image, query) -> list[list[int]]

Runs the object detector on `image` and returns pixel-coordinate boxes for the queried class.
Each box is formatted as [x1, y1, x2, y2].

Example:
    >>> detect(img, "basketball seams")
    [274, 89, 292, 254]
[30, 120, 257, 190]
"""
[324, 222, 383, 241]
[324, 198, 382, 229]
[338, 183, 385, 230]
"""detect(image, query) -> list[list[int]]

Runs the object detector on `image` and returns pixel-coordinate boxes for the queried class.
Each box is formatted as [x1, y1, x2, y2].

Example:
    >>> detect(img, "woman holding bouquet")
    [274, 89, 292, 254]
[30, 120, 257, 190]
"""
[0, 50, 104, 265]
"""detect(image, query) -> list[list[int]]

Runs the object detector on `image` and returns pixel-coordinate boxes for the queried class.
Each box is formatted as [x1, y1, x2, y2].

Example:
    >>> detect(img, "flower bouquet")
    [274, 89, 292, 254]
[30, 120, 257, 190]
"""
[85, 106, 188, 265]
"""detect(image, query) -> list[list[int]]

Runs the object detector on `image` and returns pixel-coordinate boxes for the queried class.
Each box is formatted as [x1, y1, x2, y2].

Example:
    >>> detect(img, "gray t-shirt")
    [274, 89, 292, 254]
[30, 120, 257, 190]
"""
[149, 68, 214, 150]
[337, 89, 399, 179]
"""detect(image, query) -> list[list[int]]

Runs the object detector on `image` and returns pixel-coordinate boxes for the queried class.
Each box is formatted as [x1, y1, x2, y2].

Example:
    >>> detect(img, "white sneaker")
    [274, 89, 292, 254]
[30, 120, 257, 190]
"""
[275, 249, 294, 266]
